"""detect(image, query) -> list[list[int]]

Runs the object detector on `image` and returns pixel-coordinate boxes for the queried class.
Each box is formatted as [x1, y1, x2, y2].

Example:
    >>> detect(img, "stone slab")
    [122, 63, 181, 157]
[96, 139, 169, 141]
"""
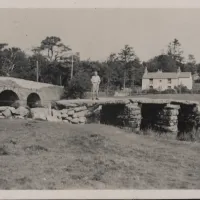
[55, 97, 199, 108]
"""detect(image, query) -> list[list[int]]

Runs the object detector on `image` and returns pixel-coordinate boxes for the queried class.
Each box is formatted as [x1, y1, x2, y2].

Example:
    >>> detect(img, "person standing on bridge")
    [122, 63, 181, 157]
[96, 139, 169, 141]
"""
[91, 71, 101, 100]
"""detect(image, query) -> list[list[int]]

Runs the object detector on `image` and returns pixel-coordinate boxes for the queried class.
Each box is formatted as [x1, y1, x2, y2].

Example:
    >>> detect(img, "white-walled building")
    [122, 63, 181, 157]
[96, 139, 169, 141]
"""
[142, 67, 193, 91]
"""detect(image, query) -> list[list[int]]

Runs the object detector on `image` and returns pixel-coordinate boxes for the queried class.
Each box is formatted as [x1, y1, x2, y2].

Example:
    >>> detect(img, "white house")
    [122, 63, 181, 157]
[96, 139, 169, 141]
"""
[142, 67, 193, 91]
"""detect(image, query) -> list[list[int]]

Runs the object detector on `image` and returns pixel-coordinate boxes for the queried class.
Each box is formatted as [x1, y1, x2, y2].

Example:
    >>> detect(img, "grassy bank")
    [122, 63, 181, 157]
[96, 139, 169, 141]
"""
[0, 119, 200, 189]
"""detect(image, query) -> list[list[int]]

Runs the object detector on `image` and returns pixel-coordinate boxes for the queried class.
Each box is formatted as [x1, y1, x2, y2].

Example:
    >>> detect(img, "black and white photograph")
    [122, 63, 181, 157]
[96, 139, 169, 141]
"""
[0, 1, 200, 193]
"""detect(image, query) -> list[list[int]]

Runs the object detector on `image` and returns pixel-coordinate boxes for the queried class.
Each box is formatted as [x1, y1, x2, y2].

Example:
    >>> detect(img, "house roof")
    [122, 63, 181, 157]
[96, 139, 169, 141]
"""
[178, 72, 191, 78]
[143, 72, 191, 79]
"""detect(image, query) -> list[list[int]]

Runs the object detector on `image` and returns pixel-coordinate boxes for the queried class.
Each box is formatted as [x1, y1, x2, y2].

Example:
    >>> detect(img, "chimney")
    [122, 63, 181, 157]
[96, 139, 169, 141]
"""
[157, 69, 162, 73]
[144, 66, 148, 74]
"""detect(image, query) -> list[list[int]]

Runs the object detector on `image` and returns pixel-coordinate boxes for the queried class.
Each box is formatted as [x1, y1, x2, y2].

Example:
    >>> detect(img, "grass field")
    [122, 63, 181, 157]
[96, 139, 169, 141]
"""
[89, 93, 200, 103]
[0, 119, 200, 189]
[130, 94, 200, 103]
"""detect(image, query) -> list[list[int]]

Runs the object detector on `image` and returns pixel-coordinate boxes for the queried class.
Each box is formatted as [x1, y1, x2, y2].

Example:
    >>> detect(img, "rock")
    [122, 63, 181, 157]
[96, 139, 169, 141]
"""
[79, 117, 86, 123]
[61, 113, 68, 119]
[55, 101, 78, 108]
[85, 111, 93, 117]
[128, 110, 141, 115]
[60, 109, 69, 114]
[74, 106, 87, 112]
[8, 107, 16, 114]
[126, 104, 140, 111]
[159, 109, 179, 116]
[0, 106, 8, 112]
[128, 121, 140, 128]
[30, 108, 48, 121]
[0, 115, 5, 119]
[196, 106, 200, 112]
[73, 110, 88, 118]
[66, 116, 73, 121]
[47, 115, 62, 122]
[67, 110, 74, 116]
[161, 125, 178, 132]
[71, 118, 79, 124]
[14, 116, 24, 119]
[15, 106, 29, 117]
[165, 104, 180, 109]
[158, 115, 178, 120]
[2, 109, 12, 118]
[52, 109, 62, 119]
[63, 120, 70, 123]
[93, 106, 102, 113]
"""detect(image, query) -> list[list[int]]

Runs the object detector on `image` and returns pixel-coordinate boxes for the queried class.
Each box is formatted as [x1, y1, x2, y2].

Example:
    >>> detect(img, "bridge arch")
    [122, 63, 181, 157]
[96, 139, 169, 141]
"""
[27, 92, 41, 108]
[0, 90, 20, 107]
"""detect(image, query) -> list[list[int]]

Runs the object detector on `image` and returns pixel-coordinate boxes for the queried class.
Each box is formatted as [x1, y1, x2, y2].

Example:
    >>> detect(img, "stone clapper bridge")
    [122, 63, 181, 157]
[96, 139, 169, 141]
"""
[55, 97, 200, 137]
[0, 76, 199, 137]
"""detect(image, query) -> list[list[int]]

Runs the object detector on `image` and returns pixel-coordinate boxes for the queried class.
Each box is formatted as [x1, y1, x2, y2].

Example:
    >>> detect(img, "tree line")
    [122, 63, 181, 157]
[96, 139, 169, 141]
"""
[0, 37, 199, 98]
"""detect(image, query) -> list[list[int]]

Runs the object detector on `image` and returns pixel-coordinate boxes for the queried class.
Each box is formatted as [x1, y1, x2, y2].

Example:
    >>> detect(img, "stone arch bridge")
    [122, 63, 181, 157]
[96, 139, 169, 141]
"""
[0, 77, 64, 108]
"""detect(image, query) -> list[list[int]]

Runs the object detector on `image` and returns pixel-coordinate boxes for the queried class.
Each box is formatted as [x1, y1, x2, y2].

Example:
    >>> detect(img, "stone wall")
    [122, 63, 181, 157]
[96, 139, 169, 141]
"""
[0, 106, 30, 119]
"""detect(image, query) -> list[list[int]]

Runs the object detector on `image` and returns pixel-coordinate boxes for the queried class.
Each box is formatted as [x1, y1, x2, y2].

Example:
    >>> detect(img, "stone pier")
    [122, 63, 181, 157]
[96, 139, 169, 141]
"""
[155, 104, 180, 133]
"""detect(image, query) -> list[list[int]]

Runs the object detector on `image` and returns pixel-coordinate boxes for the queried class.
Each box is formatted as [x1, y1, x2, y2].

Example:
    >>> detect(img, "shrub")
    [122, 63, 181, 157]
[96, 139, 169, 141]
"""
[174, 85, 192, 94]
[161, 89, 176, 94]
[146, 88, 159, 94]
[177, 129, 200, 142]
[63, 72, 91, 99]
[107, 90, 115, 97]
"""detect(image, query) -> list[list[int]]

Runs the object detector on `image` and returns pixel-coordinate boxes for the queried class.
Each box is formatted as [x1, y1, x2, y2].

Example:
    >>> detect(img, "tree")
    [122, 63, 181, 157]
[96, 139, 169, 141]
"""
[118, 45, 136, 89]
[63, 70, 91, 99]
[32, 36, 75, 85]
[39, 36, 71, 62]
[129, 57, 143, 87]
[0, 44, 30, 78]
[183, 54, 197, 74]
[167, 38, 184, 66]
[105, 53, 117, 93]
[146, 54, 177, 72]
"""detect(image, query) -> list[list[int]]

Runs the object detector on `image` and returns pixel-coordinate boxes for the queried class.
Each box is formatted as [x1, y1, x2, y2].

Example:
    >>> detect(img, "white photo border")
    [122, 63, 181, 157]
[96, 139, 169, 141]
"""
[0, 190, 200, 199]
[0, 0, 200, 199]
[0, 0, 200, 8]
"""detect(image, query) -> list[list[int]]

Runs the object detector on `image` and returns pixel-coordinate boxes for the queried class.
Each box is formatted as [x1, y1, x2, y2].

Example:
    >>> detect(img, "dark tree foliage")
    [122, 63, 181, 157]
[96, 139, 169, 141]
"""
[0, 37, 197, 99]
[146, 54, 177, 72]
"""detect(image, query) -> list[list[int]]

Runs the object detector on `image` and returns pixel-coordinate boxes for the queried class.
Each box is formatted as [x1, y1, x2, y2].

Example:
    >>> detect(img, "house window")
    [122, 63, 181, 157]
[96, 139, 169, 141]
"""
[168, 86, 171, 89]
[149, 79, 153, 84]
[168, 78, 172, 84]
[149, 86, 153, 89]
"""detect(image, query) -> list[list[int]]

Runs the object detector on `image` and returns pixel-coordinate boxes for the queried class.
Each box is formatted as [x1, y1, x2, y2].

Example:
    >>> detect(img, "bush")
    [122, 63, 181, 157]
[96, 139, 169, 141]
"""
[145, 88, 159, 94]
[63, 72, 91, 99]
[193, 89, 200, 94]
[161, 89, 176, 94]
[174, 85, 192, 94]
[107, 90, 115, 97]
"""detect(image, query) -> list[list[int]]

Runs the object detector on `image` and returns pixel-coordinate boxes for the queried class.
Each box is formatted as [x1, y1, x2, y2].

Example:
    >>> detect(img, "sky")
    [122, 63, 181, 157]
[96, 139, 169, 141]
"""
[0, 8, 200, 62]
